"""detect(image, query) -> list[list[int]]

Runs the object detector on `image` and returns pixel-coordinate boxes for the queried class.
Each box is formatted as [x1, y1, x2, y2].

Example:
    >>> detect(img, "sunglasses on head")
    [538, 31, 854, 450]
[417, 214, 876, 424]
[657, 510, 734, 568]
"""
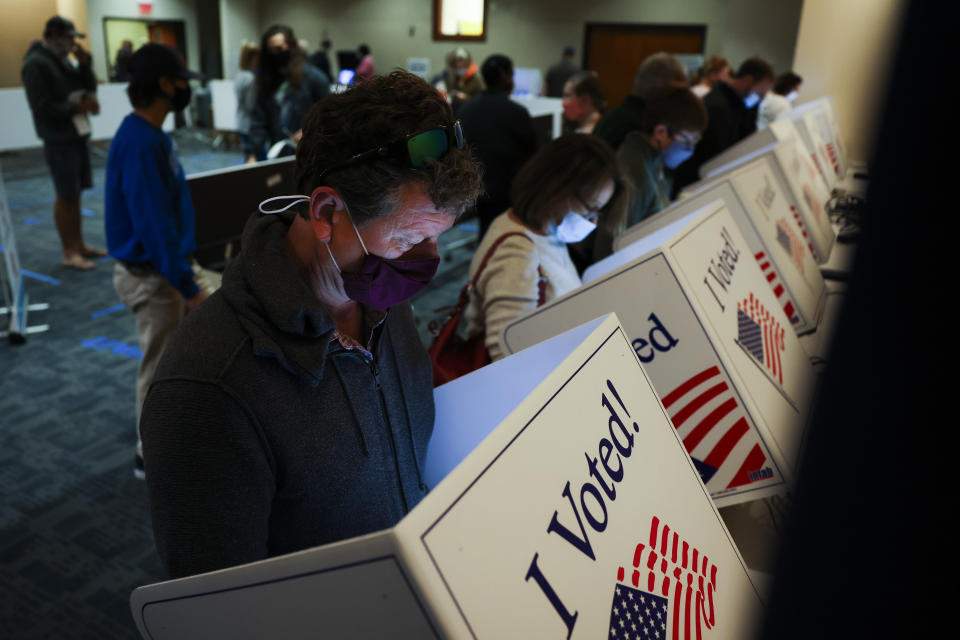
[317, 121, 464, 181]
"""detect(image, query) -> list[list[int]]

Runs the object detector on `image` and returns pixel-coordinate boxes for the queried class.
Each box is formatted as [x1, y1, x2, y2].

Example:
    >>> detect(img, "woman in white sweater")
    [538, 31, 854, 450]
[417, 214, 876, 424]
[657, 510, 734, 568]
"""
[465, 135, 631, 360]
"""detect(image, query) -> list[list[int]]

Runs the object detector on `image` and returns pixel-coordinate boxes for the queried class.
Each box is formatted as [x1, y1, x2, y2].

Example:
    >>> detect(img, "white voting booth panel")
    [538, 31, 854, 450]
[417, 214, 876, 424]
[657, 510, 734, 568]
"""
[131, 315, 763, 639]
[504, 202, 816, 508]
[699, 120, 833, 207]
[783, 100, 843, 192]
[615, 166, 826, 335]
[700, 120, 798, 180]
[792, 97, 847, 183]
[0, 83, 174, 152]
[209, 79, 238, 131]
[690, 139, 834, 265]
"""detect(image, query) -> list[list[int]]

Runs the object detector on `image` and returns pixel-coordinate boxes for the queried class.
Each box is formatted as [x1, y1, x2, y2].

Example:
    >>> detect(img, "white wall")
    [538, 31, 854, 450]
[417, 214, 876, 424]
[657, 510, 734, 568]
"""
[792, 0, 905, 163]
[220, 0, 258, 79]
[86, 0, 201, 83]
[250, 0, 802, 83]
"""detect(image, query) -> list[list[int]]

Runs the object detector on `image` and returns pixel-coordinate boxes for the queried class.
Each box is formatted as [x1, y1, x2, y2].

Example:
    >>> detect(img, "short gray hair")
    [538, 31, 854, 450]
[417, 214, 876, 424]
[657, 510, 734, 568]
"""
[633, 52, 688, 98]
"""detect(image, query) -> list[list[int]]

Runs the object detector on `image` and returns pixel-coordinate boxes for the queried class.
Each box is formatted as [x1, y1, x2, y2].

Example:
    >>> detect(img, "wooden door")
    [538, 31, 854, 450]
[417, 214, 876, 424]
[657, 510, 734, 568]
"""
[584, 24, 705, 113]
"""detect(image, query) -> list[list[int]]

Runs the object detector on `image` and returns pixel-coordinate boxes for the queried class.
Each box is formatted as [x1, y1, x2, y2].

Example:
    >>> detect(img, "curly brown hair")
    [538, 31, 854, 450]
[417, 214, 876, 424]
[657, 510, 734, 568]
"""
[295, 70, 483, 226]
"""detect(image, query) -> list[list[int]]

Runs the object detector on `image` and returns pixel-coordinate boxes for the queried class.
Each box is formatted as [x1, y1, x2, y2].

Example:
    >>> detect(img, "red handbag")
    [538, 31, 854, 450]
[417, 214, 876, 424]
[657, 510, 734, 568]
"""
[428, 231, 546, 386]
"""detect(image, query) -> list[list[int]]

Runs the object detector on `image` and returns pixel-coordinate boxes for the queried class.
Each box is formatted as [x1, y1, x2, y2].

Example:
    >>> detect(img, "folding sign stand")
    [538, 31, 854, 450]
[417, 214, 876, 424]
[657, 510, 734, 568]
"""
[504, 202, 817, 509]
[131, 315, 764, 639]
[617, 154, 827, 335]
[0, 166, 49, 345]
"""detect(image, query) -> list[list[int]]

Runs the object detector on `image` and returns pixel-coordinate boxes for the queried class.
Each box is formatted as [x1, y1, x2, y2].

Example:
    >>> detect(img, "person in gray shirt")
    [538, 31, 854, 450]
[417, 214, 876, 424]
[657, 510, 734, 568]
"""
[244, 25, 330, 163]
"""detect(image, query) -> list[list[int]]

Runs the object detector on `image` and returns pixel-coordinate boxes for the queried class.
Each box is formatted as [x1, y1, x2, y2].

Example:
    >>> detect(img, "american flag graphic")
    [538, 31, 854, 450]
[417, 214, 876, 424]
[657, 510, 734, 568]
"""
[775, 219, 806, 276]
[801, 182, 824, 224]
[789, 205, 818, 260]
[753, 250, 799, 326]
[610, 516, 718, 640]
[737, 293, 786, 386]
[815, 115, 841, 176]
[660, 365, 770, 489]
[825, 142, 840, 175]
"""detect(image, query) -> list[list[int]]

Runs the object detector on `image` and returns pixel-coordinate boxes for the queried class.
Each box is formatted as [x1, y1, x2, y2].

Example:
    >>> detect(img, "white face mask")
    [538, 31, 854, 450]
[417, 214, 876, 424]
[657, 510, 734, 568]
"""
[553, 210, 597, 243]
[785, 90, 799, 103]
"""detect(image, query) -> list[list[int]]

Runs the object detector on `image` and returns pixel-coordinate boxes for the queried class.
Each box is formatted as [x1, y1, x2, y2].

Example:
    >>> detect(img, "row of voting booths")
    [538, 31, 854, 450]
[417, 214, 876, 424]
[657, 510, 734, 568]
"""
[130, 97, 862, 638]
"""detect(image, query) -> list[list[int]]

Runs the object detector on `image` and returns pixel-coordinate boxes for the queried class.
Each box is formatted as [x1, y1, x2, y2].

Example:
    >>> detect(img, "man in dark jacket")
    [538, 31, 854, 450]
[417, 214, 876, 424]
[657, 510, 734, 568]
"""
[458, 54, 538, 238]
[673, 57, 775, 193]
[309, 38, 332, 80]
[22, 16, 104, 270]
[140, 70, 483, 579]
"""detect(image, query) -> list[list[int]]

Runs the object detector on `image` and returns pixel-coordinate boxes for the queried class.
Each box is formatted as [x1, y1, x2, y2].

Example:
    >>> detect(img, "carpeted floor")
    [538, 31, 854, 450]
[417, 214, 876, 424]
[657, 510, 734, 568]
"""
[0, 130, 476, 639]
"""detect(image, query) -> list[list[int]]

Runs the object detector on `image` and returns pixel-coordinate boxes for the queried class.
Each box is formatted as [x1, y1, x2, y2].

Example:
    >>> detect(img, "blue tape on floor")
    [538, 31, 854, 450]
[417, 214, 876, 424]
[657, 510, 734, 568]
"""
[458, 222, 479, 232]
[24, 216, 52, 225]
[21, 269, 61, 286]
[81, 336, 142, 360]
[91, 303, 125, 319]
[8, 186, 104, 209]
[9, 196, 55, 209]
[81, 209, 95, 217]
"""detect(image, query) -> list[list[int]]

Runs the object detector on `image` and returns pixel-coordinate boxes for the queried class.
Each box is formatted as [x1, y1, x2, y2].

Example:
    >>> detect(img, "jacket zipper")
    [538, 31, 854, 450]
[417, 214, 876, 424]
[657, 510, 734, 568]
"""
[369, 358, 410, 514]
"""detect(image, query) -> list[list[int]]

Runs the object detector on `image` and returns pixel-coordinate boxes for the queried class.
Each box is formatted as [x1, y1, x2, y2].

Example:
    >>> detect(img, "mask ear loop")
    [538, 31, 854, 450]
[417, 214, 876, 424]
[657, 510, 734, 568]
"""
[350, 219, 370, 256]
[258, 195, 310, 214]
[261, 194, 366, 268]
[323, 242, 342, 272]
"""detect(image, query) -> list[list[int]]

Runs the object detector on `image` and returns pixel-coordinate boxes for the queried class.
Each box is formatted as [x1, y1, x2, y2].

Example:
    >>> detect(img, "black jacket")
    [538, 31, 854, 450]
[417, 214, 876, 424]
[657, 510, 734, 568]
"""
[141, 211, 434, 578]
[674, 82, 752, 192]
[21, 41, 96, 142]
[458, 90, 539, 236]
[593, 94, 646, 151]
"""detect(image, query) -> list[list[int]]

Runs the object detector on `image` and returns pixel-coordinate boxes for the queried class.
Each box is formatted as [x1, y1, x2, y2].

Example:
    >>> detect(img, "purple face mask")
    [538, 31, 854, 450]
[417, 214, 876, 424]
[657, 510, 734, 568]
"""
[256, 194, 440, 310]
[326, 218, 439, 310]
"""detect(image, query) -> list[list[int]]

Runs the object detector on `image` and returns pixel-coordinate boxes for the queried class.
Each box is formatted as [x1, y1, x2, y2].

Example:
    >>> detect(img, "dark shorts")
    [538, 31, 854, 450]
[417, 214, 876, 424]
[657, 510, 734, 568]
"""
[43, 138, 92, 200]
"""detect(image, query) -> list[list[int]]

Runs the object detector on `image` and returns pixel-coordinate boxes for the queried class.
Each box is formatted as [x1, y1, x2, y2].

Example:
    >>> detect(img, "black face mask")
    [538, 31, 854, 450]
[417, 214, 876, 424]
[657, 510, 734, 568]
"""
[268, 49, 292, 69]
[171, 84, 191, 112]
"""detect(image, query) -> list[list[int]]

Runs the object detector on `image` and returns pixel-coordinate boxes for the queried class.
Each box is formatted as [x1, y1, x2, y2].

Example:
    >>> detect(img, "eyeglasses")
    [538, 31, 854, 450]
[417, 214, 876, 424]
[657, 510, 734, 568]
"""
[572, 195, 603, 223]
[670, 131, 701, 151]
[317, 121, 464, 181]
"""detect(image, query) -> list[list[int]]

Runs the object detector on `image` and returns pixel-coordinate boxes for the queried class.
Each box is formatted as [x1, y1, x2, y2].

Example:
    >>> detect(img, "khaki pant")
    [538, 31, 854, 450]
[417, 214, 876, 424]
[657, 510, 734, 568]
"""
[113, 263, 185, 454]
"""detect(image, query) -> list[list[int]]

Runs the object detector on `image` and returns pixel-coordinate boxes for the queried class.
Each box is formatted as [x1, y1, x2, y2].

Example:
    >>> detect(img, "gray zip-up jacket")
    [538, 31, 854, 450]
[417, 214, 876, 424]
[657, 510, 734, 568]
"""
[140, 211, 434, 579]
[21, 41, 97, 142]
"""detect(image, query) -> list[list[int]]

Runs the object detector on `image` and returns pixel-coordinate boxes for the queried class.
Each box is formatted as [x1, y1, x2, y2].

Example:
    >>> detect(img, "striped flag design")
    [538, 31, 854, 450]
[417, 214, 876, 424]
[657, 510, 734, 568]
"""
[612, 516, 719, 640]
[753, 251, 798, 325]
[776, 218, 806, 276]
[661, 365, 770, 490]
[801, 183, 823, 224]
[789, 204, 818, 260]
[815, 115, 841, 175]
[737, 293, 786, 386]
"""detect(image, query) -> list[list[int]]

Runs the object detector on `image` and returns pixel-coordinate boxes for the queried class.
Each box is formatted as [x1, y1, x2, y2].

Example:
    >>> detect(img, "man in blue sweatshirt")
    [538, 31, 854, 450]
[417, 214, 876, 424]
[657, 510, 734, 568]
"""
[104, 44, 207, 477]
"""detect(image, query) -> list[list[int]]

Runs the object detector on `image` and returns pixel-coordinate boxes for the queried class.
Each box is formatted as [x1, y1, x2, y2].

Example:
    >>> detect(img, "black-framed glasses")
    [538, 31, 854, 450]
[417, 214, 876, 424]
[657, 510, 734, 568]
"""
[317, 121, 464, 181]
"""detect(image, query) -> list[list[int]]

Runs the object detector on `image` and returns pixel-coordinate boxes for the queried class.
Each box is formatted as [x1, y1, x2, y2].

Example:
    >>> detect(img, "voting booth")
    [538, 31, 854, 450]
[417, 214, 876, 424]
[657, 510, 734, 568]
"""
[688, 138, 835, 265]
[186, 157, 296, 269]
[504, 202, 816, 509]
[131, 315, 764, 639]
[616, 157, 826, 335]
[789, 97, 847, 188]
